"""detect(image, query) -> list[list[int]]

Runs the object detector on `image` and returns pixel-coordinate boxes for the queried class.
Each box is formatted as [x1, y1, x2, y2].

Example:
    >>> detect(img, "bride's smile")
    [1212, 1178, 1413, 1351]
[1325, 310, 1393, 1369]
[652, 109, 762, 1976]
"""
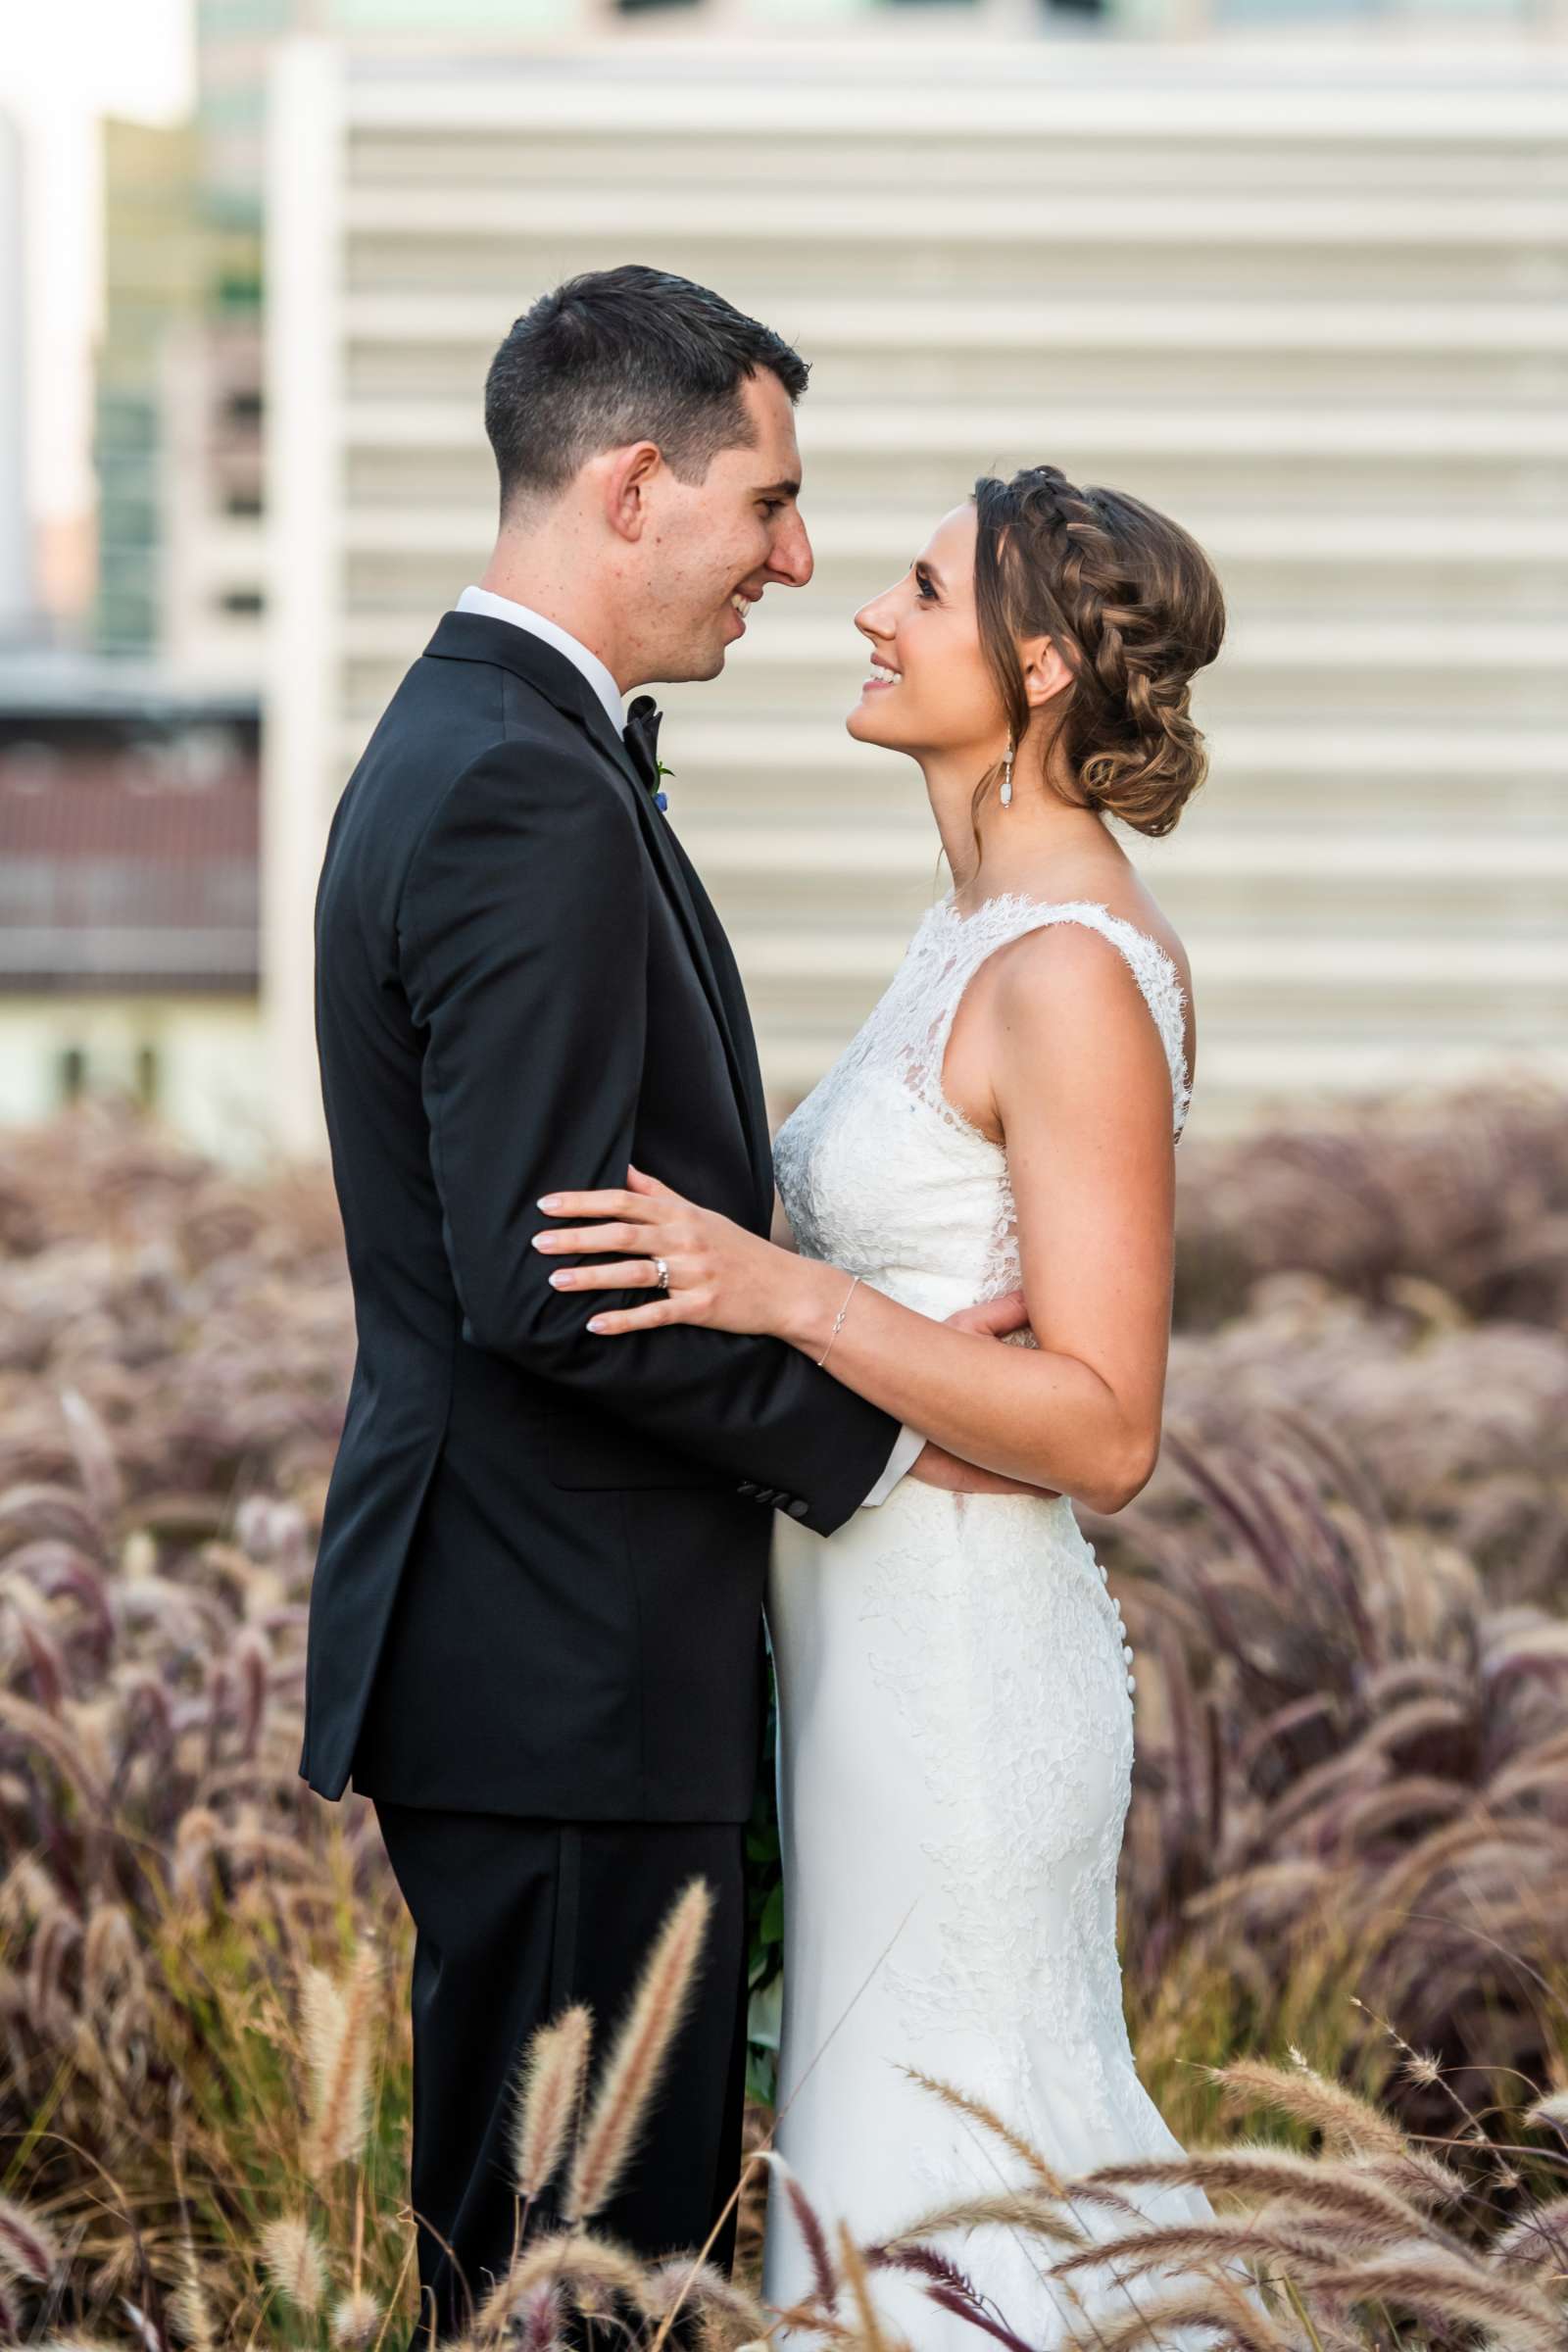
[846, 501, 1003, 767]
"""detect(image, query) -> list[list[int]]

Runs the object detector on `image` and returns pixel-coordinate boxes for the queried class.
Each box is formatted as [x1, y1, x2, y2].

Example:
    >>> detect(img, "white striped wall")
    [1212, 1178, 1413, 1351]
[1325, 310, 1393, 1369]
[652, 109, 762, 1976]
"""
[265, 36, 1568, 1153]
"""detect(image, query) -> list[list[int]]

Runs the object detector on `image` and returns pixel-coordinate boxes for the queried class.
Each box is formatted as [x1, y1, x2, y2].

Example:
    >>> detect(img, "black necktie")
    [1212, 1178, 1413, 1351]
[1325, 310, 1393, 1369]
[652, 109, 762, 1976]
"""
[622, 696, 669, 808]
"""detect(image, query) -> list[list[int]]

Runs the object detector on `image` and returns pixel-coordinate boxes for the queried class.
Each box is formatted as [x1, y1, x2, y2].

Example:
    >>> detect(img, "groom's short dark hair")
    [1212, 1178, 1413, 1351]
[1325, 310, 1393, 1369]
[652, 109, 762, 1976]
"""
[483, 264, 809, 514]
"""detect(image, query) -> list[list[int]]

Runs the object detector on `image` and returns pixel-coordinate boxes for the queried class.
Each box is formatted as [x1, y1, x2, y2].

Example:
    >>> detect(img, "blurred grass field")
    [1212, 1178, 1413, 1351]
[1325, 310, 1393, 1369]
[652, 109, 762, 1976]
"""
[2, 1084, 1567, 2347]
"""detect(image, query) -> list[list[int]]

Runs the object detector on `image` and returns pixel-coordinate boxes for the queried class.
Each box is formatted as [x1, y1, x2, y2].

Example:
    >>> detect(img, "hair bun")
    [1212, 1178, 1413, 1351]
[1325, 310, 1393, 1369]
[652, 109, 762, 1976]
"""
[972, 468, 1226, 839]
[1079, 674, 1213, 841]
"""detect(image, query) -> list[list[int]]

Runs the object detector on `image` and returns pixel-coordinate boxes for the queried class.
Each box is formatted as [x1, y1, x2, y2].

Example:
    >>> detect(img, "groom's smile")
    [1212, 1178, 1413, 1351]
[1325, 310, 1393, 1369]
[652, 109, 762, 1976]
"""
[635, 367, 811, 683]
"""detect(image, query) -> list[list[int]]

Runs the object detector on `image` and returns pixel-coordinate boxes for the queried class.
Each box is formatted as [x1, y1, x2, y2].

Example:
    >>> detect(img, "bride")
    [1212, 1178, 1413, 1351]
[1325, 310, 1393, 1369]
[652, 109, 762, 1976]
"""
[531, 463, 1239, 2346]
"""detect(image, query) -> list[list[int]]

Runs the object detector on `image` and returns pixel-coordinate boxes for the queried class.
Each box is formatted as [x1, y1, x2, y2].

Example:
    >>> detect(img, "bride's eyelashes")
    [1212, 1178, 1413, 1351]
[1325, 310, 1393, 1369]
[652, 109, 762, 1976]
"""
[914, 565, 939, 602]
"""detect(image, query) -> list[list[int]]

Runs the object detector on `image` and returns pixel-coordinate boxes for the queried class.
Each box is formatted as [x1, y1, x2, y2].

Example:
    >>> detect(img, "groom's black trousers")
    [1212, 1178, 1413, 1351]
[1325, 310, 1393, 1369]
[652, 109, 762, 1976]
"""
[371, 1801, 751, 2345]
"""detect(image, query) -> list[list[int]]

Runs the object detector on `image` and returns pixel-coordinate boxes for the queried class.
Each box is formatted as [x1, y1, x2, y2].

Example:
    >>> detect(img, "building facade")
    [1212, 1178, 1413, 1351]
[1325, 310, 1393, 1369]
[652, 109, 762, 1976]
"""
[263, 37, 1568, 1156]
[0, 659, 265, 1161]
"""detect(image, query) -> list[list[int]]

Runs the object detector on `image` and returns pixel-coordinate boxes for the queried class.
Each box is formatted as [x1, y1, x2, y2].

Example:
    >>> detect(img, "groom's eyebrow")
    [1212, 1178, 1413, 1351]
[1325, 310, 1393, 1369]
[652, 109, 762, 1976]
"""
[754, 477, 801, 499]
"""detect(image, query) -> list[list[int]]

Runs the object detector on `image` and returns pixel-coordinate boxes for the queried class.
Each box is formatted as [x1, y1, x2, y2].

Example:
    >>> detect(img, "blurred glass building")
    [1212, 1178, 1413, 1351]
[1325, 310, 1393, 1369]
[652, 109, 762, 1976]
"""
[0, 113, 28, 645]
[94, 120, 207, 660]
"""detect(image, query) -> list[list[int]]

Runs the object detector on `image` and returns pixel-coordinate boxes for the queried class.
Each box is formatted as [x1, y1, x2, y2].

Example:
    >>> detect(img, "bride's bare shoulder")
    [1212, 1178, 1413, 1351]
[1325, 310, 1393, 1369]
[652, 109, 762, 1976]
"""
[1047, 868, 1187, 993]
[941, 879, 1196, 1138]
[972, 870, 1189, 1000]
[1091, 888, 1196, 1086]
[977, 881, 1196, 1095]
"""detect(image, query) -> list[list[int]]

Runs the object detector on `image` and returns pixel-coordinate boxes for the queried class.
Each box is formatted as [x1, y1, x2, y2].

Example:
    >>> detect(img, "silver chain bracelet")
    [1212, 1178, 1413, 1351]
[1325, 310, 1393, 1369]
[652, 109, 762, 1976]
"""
[816, 1272, 861, 1369]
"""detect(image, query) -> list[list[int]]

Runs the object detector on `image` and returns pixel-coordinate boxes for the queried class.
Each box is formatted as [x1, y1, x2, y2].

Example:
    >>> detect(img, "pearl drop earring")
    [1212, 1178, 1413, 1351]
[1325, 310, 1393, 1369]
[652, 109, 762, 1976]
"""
[1000, 738, 1014, 808]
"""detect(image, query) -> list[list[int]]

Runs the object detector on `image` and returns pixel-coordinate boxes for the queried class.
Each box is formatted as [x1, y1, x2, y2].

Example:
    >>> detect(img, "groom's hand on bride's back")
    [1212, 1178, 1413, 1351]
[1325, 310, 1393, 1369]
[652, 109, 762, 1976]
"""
[907, 1441, 1058, 1499]
[947, 1288, 1032, 1343]
[906, 1291, 1061, 1498]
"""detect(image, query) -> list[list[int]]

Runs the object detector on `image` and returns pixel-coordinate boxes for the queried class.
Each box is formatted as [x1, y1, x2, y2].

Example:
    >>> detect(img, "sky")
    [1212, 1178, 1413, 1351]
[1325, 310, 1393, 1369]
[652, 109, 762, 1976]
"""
[3, 0, 195, 530]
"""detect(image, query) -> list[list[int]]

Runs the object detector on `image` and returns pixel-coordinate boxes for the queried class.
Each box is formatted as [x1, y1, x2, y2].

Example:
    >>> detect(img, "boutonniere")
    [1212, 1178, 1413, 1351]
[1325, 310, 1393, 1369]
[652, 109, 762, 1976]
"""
[622, 695, 672, 811]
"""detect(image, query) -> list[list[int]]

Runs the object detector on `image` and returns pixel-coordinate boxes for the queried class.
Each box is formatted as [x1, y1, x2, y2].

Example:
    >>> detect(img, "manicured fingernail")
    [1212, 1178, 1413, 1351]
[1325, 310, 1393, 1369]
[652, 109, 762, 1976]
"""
[548, 1270, 573, 1287]
[537, 1195, 562, 1212]
[586, 1316, 608, 1334]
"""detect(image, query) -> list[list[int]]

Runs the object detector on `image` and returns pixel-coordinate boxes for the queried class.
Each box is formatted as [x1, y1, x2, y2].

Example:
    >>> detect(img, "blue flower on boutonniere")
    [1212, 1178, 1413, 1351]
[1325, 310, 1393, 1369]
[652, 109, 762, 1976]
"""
[654, 758, 673, 814]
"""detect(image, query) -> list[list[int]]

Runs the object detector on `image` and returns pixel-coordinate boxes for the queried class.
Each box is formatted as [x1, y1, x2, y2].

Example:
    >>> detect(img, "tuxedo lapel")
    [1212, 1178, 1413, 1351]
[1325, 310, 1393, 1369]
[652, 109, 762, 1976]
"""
[657, 828, 776, 1229]
[423, 612, 775, 1229]
[568, 697, 777, 1231]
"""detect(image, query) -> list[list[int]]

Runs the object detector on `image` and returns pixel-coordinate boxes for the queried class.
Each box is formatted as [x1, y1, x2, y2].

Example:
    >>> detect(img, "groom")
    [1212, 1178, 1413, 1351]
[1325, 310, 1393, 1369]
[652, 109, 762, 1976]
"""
[303, 264, 1014, 2340]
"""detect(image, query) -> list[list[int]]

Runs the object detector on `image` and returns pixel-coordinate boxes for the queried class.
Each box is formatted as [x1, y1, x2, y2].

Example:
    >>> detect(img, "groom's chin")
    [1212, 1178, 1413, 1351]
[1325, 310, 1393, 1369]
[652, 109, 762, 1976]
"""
[659, 651, 727, 687]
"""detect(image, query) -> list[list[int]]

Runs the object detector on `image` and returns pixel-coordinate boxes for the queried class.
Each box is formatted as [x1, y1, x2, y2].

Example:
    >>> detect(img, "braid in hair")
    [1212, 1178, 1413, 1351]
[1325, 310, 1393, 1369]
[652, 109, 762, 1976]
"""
[971, 463, 1226, 841]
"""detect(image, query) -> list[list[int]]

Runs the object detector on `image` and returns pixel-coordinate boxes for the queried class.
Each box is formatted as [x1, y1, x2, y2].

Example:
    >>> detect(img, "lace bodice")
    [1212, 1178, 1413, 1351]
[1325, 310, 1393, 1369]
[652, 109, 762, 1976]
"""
[772, 891, 1192, 1317]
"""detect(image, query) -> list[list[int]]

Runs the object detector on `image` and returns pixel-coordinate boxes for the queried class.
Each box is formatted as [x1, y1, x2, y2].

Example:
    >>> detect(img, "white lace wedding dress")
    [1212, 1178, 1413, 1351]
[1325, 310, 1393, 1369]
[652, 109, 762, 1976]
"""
[762, 891, 1233, 2351]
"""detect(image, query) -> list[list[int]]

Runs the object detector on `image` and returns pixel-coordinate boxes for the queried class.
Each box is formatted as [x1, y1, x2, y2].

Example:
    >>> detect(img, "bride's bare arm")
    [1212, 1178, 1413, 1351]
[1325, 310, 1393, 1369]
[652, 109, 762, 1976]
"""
[532, 926, 1177, 1516]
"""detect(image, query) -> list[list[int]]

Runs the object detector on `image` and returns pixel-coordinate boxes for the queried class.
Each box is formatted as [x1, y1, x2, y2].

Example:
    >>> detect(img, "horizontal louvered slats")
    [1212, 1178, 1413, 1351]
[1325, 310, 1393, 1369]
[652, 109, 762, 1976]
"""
[268, 39, 1568, 1142]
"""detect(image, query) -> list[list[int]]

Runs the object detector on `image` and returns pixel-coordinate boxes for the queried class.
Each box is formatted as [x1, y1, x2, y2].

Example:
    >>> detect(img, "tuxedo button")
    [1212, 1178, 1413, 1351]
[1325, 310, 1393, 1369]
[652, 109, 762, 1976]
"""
[754, 1488, 777, 1505]
[737, 1481, 758, 1496]
[786, 1497, 809, 1519]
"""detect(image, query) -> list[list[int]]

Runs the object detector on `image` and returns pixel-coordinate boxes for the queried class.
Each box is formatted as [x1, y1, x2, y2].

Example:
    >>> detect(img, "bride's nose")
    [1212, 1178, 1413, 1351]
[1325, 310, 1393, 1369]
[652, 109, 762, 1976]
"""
[855, 597, 896, 648]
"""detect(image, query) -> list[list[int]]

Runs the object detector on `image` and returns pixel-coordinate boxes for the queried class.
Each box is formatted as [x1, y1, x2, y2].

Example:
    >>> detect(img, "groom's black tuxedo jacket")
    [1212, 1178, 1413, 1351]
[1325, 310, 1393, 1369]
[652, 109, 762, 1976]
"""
[302, 611, 900, 1818]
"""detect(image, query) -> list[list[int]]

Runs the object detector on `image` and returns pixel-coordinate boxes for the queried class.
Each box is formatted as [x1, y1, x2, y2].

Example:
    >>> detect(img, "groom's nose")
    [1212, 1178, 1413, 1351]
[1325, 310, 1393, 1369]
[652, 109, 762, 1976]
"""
[768, 508, 813, 589]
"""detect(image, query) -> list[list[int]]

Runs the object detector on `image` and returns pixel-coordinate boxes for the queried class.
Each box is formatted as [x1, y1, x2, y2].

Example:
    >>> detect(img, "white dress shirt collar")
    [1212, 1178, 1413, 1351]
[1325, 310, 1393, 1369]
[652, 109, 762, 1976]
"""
[455, 584, 626, 738]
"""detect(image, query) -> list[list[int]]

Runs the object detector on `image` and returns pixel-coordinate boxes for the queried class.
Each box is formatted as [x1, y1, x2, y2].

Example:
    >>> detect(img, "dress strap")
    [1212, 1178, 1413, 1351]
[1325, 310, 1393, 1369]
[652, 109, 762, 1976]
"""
[911, 893, 1193, 1142]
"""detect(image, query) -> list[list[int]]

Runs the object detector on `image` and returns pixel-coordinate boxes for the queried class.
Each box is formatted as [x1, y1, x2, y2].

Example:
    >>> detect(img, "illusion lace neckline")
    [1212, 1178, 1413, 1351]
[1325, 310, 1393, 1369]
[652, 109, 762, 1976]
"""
[930, 886, 1171, 956]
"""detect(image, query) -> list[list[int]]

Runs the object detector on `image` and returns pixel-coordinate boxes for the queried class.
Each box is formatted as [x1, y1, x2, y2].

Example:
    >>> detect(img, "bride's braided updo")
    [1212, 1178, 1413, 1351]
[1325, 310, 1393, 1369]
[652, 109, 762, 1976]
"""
[973, 464, 1226, 838]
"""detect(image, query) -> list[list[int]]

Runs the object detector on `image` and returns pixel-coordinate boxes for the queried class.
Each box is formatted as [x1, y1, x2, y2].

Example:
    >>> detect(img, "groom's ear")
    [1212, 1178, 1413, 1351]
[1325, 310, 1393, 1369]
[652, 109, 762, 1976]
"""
[601, 440, 664, 543]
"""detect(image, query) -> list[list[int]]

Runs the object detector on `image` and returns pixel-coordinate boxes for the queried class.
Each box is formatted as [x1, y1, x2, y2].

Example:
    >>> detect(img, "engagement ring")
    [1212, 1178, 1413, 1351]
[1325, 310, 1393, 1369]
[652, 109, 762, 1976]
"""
[653, 1256, 669, 1291]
